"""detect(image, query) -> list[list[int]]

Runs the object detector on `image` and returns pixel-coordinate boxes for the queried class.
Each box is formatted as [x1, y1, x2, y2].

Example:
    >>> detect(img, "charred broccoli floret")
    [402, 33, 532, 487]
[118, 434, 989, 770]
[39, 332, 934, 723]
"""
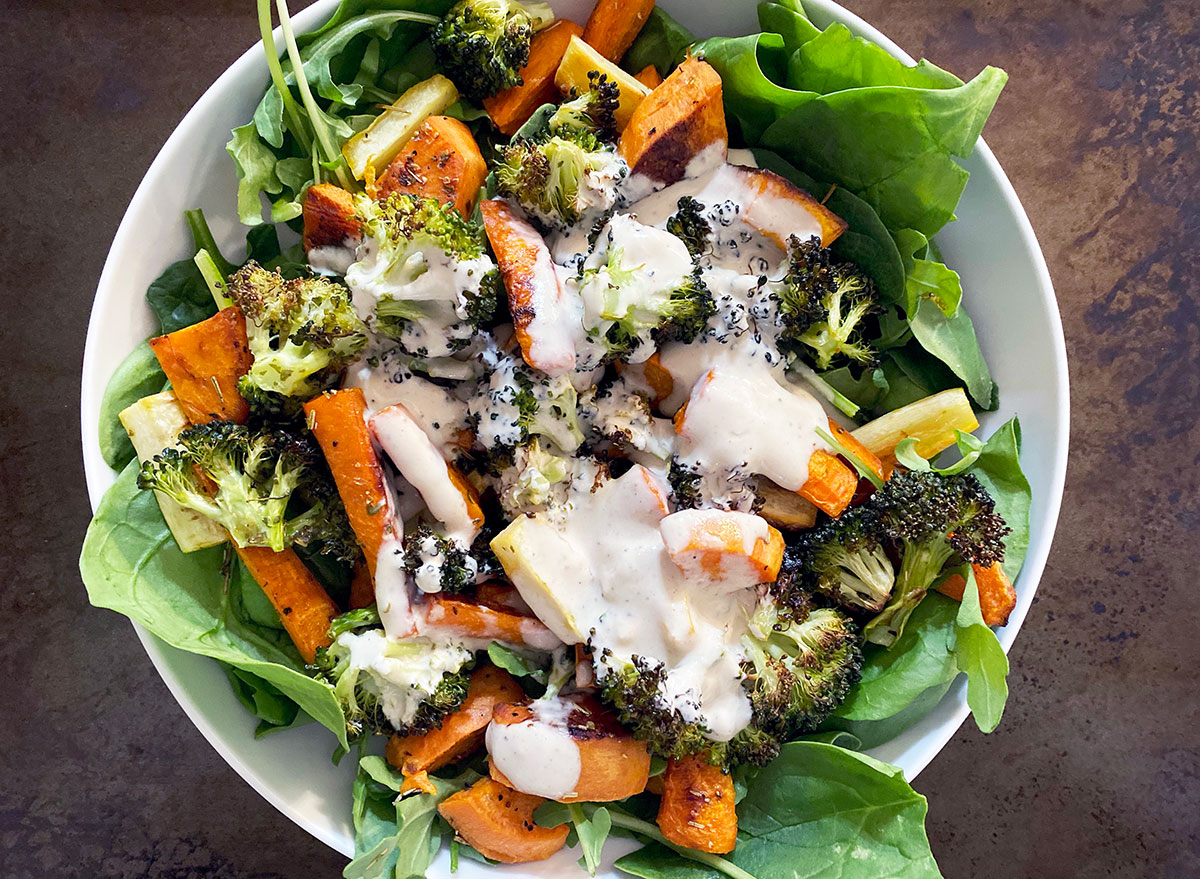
[653, 269, 716, 345]
[665, 196, 712, 258]
[495, 76, 627, 231]
[136, 420, 355, 557]
[786, 505, 896, 613]
[311, 607, 474, 740]
[864, 470, 1010, 646]
[467, 351, 584, 456]
[595, 654, 781, 769]
[346, 194, 500, 357]
[740, 600, 863, 742]
[402, 523, 478, 594]
[667, 457, 703, 510]
[431, 0, 554, 101]
[226, 262, 367, 413]
[777, 235, 879, 370]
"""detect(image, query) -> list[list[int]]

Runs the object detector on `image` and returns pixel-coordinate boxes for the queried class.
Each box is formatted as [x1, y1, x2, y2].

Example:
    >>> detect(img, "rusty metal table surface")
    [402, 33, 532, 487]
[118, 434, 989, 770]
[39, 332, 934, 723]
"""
[1, 0, 1196, 876]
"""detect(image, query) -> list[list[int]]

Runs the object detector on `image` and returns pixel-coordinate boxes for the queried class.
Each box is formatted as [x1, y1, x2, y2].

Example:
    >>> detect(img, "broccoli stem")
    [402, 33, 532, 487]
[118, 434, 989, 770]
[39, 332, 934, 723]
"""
[194, 250, 233, 309]
[606, 811, 757, 879]
[273, 0, 356, 191]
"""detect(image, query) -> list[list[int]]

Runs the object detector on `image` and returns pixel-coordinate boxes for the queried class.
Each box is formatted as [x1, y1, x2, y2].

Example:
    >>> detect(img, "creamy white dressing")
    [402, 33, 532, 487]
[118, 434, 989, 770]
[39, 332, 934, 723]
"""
[674, 359, 831, 496]
[337, 628, 473, 729]
[485, 697, 582, 799]
[496, 466, 757, 741]
[370, 404, 480, 544]
[659, 509, 772, 587]
[307, 240, 359, 275]
[345, 357, 470, 459]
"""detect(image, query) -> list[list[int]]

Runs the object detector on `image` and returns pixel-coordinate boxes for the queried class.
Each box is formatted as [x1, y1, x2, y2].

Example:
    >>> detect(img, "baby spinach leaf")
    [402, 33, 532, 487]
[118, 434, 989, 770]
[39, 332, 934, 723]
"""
[222, 663, 315, 737]
[145, 256, 216, 334]
[694, 32, 816, 143]
[967, 416, 1031, 576]
[908, 298, 996, 409]
[894, 228, 963, 318]
[97, 342, 167, 470]
[79, 461, 348, 749]
[621, 7, 695, 78]
[789, 24, 964, 94]
[756, 0, 820, 56]
[487, 642, 549, 683]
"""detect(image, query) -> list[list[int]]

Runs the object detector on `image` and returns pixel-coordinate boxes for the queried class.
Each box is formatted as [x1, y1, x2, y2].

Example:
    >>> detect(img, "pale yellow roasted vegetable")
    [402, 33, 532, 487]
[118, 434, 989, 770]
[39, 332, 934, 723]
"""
[119, 392, 227, 553]
[554, 35, 649, 131]
[341, 74, 459, 181]
[756, 479, 819, 531]
[852, 388, 979, 461]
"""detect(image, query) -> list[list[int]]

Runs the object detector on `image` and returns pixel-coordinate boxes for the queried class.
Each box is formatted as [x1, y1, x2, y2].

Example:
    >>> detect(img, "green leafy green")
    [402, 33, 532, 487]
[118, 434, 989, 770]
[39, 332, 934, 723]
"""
[223, 664, 315, 737]
[616, 743, 942, 879]
[788, 23, 964, 93]
[572, 804, 612, 876]
[968, 417, 1031, 576]
[756, 0, 820, 56]
[694, 33, 815, 143]
[344, 754, 477, 879]
[145, 256, 216, 334]
[908, 299, 995, 409]
[894, 228, 962, 318]
[79, 460, 348, 749]
[896, 429, 984, 475]
[97, 342, 167, 470]
[486, 642, 548, 683]
[621, 7, 695, 78]
[228, 122, 286, 226]
[954, 571, 1009, 733]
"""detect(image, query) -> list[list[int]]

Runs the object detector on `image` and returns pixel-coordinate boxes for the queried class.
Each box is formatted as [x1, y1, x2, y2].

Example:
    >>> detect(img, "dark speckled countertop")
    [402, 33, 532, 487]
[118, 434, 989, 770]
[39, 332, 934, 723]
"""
[2, 0, 1197, 876]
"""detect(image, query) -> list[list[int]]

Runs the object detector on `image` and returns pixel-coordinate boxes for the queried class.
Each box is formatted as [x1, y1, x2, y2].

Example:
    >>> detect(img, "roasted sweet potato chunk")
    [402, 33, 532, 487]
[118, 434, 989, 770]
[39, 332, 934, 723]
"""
[619, 57, 727, 185]
[582, 0, 655, 62]
[148, 307, 252, 425]
[370, 115, 487, 216]
[484, 20, 583, 136]
[656, 754, 737, 853]
[438, 778, 569, 863]
[301, 183, 359, 251]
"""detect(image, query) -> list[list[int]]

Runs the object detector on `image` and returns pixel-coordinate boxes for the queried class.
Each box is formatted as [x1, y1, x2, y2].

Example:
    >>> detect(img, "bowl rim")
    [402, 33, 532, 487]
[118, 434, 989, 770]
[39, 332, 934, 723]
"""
[80, 0, 1069, 861]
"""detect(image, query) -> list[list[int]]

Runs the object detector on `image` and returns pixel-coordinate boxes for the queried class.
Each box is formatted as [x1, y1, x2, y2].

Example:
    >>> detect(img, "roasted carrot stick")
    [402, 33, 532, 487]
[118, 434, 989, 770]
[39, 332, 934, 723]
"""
[303, 389, 399, 585]
[582, 0, 656, 62]
[370, 116, 487, 216]
[235, 545, 337, 663]
[423, 597, 561, 650]
[633, 63, 663, 88]
[483, 20, 583, 136]
[387, 665, 523, 793]
[302, 182, 360, 251]
[148, 307, 252, 424]
[657, 754, 737, 853]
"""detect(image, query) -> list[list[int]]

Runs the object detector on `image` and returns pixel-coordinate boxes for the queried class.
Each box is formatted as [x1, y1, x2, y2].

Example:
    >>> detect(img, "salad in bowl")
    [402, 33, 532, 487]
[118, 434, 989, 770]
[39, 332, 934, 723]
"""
[81, 0, 1044, 876]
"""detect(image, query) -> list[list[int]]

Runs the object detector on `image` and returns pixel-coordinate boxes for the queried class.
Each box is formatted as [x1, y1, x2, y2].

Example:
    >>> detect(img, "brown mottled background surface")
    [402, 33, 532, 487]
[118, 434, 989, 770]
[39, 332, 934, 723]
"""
[1, 0, 1196, 876]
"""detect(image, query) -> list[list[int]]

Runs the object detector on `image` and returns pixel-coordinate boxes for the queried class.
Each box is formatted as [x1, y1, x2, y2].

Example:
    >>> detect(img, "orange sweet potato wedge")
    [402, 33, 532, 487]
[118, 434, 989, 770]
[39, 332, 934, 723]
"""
[800, 449, 859, 518]
[938, 565, 1017, 627]
[634, 64, 663, 88]
[619, 56, 727, 185]
[489, 695, 651, 802]
[438, 778, 569, 863]
[657, 754, 737, 853]
[235, 545, 337, 664]
[302, 183, 360, 251]
[726, 166, 847, 249]
[479, 199, 578, 375]
[582, 0, 655, 62]
[484, 20, 583, 136]
[827, 418, 886, 483]
[387, 665, 523, 792]
[149, 307, 252, 425]
[370, 115, 487, 216]
[423, 597, 561, 651]
[660, 509, 785, 583]
[303, 389, 399, 585]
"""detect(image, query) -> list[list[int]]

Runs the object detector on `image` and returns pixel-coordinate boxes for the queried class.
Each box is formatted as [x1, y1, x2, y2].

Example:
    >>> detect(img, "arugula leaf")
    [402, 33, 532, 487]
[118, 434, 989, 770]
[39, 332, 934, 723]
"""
[97, 342, 167, 470]
[954, 571, 1009, 733]
[572, 804, 612, 876]
[79, 461, 349, 749]
[621, 7, 695, 78]
[227, 123, 283, 226]
[895, 429, 984, 475]
[487, 642, 549, 683]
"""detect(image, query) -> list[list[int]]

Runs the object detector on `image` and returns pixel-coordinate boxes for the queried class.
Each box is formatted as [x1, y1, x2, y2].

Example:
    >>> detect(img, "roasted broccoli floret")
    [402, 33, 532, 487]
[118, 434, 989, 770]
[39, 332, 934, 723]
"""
[226, 262, 368, 412]
[864, 470, 1010, 646]
[346, 194, 500, 357]
[549, 71, 621, 144]
[311, 607, 474, 740]
[777, 235, 879, 370]
[740, 600, 863, 742]
[595, 653, 781, 769]
[653, 269, 716, 345]
[431, 0, 554, 101]
[495, 134, 627, 231]
[137, 420, 355, 556]
[665, 196, 712, 258]
[667, 457, 703, 510]
[402, 523, 478, 594]
[467, 351, 584, 456]
[786, 504, 896, 613]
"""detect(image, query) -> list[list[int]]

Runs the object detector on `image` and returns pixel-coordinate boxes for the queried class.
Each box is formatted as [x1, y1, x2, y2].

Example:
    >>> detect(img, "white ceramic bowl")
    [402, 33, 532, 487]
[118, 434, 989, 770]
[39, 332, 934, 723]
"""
[81, 0, 1068, 871]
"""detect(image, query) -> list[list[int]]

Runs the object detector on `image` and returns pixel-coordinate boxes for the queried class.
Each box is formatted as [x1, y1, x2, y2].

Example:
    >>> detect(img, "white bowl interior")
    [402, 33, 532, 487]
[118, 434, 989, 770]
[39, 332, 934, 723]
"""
[80, 0, 1068, 870]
